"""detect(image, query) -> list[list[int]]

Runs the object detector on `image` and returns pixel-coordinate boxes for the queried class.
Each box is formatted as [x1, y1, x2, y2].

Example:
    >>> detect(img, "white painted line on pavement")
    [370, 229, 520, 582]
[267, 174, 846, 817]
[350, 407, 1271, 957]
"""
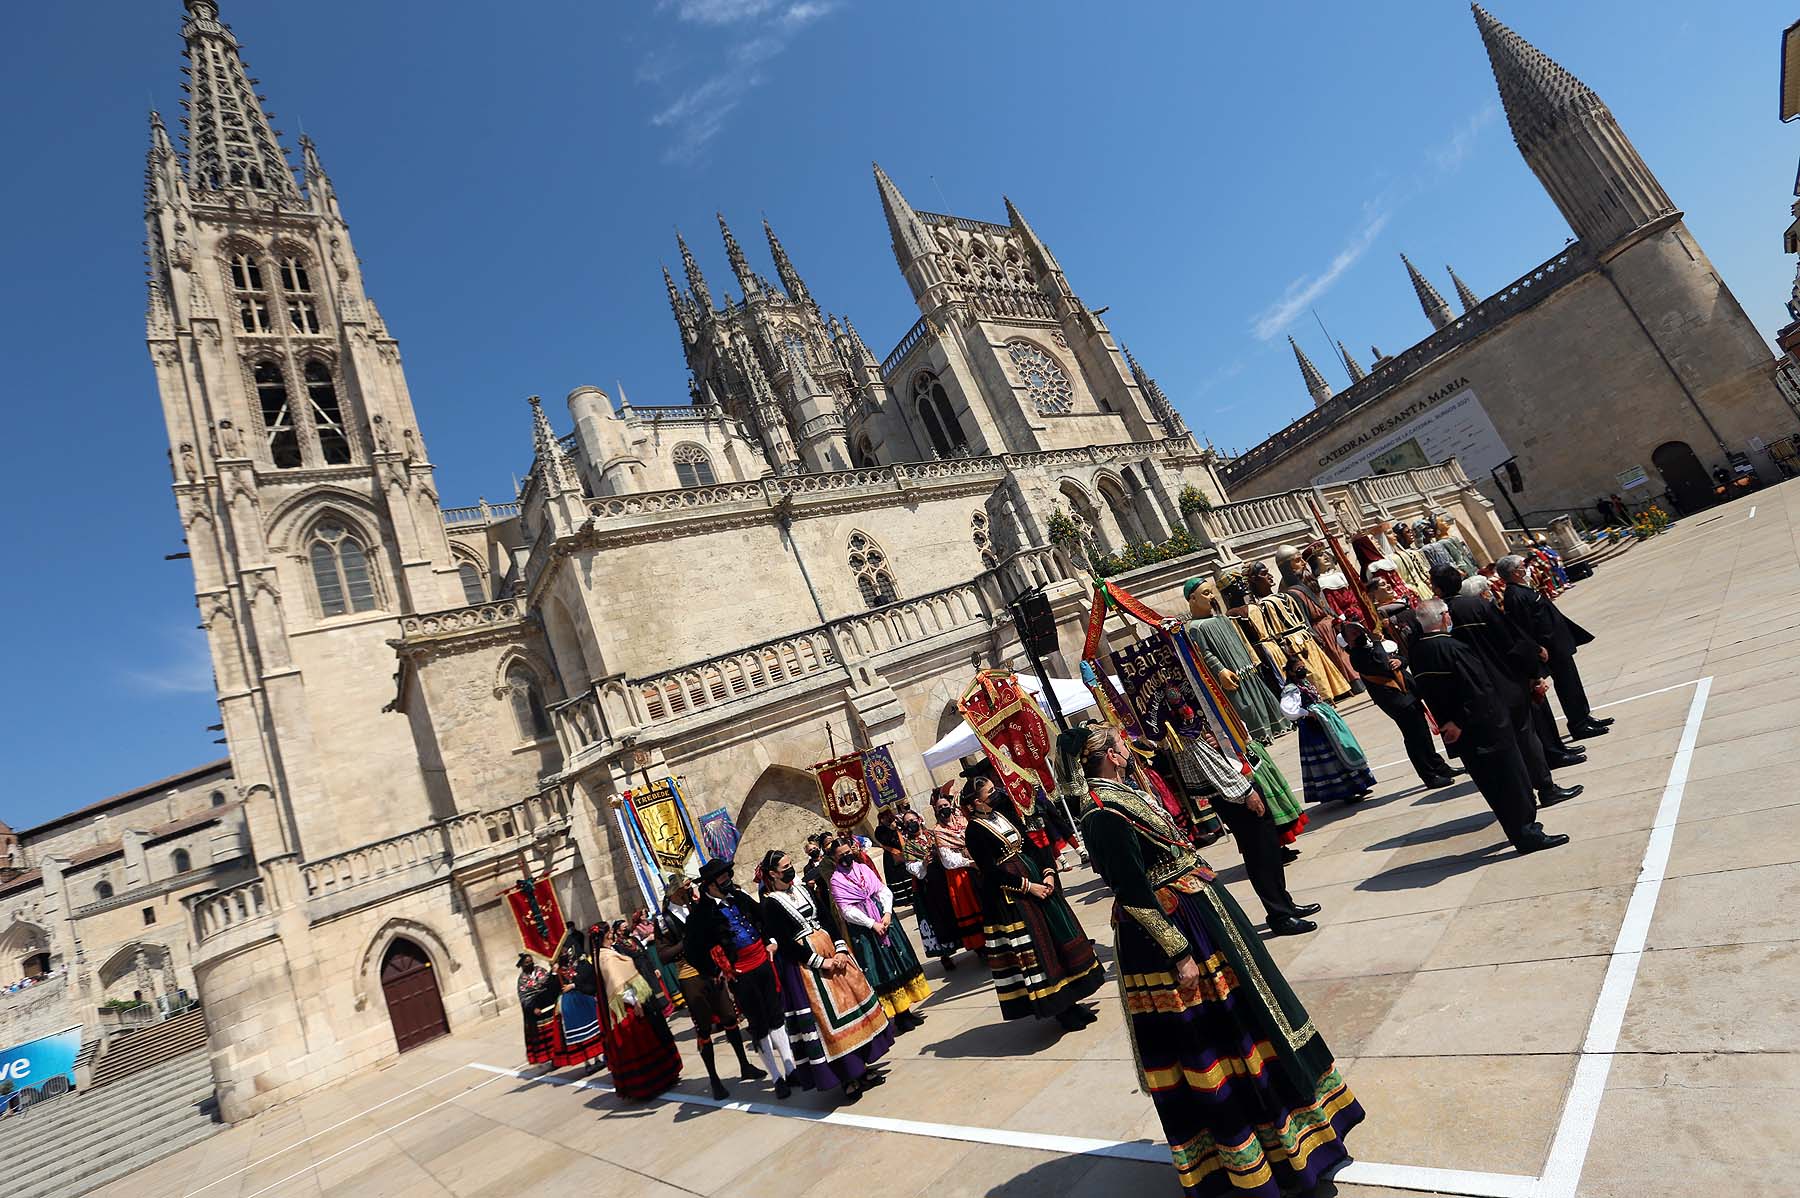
[221, 1071, 504, 1198]
[1591, 676, 1702, 712]
[468, 1062, 1540, 1196]
[179, 1063, 479, 1197]
[1536, 675, 1711, 1198]
[1748, 505, 1756, 519]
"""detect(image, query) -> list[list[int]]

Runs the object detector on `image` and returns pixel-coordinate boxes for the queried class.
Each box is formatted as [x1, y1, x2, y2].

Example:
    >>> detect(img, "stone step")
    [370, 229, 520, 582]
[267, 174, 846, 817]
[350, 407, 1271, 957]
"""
[0, 1052, 212, 1156]
[5, 1086, 216, 1194]
[19, 1106, 220, 1198]
[92, 1009, 209, 1087]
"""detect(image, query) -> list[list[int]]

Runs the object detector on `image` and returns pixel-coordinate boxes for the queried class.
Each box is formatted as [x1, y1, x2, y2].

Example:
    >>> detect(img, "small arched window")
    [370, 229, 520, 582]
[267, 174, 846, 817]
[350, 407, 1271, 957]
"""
[457, 561, 486, 605]
[309, 521, 378, 617]
[254, 362, 302, 468]
[171, 848, 193, 874]
[972, 511, 998, 569]
[210, 791, 227, 808]
[280, 255, 321, 334]
[851, 436, 877, 468]
[505, 664, 552, 741]
[230, 251, 272, 334]
[672, 444, 717, 488]
[95, 880, 114, 901]
[848, 530, 898, 609]
[304, 360, 352, 464]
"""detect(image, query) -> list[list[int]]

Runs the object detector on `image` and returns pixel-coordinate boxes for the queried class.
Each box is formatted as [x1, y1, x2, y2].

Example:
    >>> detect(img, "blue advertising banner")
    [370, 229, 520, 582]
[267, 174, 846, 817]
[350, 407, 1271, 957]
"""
[0, 1025, 81, 1113]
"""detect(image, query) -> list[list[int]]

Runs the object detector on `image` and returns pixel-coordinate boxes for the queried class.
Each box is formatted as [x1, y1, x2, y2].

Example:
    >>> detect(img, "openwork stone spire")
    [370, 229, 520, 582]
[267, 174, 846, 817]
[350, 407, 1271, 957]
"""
[1401, 253, 1454, 330]
[1338, 342, 1367, 383]
[1122, 346, 1188, 437]
[873, 162, 930, 263]
[1447, 264, 1481, 312]
[676, 231, 712, 312]
[527, 395, 576, 495]
[1472, 4, 1674, 249]
[1288, 336, 1333, 406]
[764, 219, 808, 301]
[179, 0, 298, 199]
[717, 213, 757, 295]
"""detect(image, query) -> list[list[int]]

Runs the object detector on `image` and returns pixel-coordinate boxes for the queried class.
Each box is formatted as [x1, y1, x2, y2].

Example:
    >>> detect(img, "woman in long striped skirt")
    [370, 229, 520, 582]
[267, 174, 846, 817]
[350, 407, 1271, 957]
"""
[591, 922, 682, 1100]
[550, 942, 606, 1071]
[1070, 725, 1362, 1197]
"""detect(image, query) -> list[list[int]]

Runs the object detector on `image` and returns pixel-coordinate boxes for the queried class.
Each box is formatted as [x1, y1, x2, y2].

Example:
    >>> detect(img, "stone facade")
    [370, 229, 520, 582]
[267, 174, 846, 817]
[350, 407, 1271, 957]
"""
[1224, 7, 1800, 520]
[98, 0, 1514, 1125]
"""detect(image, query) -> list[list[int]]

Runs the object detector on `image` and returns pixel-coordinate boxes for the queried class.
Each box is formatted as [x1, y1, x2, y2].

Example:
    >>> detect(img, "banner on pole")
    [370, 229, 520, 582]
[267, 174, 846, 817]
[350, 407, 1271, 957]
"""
[812, 752, 871, 828]
[957, 669, 1057, 814]
[698, 808, 740, 862]
[506, 877, 567, 959]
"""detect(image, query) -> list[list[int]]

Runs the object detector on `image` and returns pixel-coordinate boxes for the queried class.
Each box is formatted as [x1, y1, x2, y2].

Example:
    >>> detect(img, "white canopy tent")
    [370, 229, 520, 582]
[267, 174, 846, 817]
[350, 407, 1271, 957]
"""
[921, 673, 1117, 770]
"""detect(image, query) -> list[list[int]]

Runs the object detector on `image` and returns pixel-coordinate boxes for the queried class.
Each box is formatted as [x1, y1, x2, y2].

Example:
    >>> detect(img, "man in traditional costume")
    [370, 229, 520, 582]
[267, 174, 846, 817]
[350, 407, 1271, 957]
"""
[1274, 545, 1362, 697]
[657, 871, 766, 1098]
[1495, 555, 1613, 743]
[960, 775, 1104, 1030]
[516, 952, 562, 1068]
[1251, 562, 1353, 702]
[756, 849, 894, 1103]
[826, 838, 931, 1030]
[1344, 620, 1454, 788]
[685, 857, 797, 1097]
[1142, 736, 1224, 847]
[1432, 566, 1584, 810]
[929, 790, 986, 953]
[1068, 725, 1362, 1195]
[1411, 600, 1570, 854]
[1183, 578, 1285, 742]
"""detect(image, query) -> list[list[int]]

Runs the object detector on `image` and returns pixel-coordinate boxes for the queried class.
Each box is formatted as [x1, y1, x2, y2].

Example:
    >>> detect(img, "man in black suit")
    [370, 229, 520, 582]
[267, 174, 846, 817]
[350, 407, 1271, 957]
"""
[1410, 599, 1569, 854]
[1431, 565, 1583, 808]
[1344, 619, 1454, 788]
[1496, 555, 1615, 742]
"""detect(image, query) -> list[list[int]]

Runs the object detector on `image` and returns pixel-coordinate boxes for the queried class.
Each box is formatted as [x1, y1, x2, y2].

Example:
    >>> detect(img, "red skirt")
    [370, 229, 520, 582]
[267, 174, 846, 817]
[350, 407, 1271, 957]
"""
[604, 1007, 682, 1100]
[523, 1006, 560, 1066]
[944, 867, 986, 951]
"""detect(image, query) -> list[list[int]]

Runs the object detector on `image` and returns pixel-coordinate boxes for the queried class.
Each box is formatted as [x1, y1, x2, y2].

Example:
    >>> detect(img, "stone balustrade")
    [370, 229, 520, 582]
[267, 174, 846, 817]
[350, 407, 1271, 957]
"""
[396, 598, 523, 641]
[442, 500, 521, 528]
[881, 315, 936, 377]
[635, 627, 841, 723]
[301, 825, 446, 899]
[193, 877, 270, 941]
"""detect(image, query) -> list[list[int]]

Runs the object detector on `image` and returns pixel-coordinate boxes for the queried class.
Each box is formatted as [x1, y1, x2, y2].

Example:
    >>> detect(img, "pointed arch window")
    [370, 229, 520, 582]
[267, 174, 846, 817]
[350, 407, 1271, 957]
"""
[281, 256, 321, 334]
[505, 664, 552, 741]
[309, 521, 378, 617]
[230, 251, 273, 334]
[848, 530, 898, 609]
[304, 360, 352, 464]
[912, 372, 967, 457]
[457, 561, 486, 605]
[254, 361, 302, 468]
[672, 443, 716, 488]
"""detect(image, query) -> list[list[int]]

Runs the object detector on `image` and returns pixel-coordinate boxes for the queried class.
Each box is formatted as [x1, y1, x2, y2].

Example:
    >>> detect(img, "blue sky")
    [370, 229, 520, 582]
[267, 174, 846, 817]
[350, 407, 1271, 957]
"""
[2, 0, 1793, 829]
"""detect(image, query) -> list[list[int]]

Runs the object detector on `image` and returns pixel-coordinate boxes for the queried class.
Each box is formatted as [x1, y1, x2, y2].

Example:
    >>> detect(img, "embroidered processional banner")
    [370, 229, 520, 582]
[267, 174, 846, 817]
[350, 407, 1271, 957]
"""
[813, 753, 872, 829]
[956, 669, 1057, 813]
[507, 876, 568, 959]
[698, 808, 740, 862]
[626, 777, 704, 873]
[861, 746, 906, 808]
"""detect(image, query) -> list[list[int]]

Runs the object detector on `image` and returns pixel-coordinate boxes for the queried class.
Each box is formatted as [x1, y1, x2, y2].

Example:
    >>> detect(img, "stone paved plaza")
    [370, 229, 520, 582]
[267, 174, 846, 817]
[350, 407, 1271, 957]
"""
[94, 479, 1800, 1198]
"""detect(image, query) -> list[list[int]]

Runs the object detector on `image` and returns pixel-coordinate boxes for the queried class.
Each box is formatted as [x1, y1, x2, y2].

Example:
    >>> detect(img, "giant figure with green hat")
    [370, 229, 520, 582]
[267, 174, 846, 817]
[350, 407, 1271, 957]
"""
[1181, 576, 1286, 743]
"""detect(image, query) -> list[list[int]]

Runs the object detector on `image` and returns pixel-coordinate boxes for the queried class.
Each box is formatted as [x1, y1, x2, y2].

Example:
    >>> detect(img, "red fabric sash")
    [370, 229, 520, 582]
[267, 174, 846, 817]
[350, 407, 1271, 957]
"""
[732, 941, 770, 974]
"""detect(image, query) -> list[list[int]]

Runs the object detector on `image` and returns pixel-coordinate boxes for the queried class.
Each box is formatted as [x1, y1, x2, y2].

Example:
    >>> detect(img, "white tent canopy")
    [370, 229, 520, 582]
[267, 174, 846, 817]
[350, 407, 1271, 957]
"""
[922, 674, 1115, 770]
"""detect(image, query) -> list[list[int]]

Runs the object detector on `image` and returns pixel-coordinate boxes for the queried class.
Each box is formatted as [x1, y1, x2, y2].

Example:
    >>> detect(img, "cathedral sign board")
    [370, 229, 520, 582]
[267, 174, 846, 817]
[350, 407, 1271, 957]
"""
[1310, 378, 1512, 487]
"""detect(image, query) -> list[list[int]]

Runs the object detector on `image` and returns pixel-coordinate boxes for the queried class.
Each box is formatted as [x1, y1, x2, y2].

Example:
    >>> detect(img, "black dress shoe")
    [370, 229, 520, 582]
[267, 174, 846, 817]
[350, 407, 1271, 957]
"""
[1515, 831, 1570, 854]
[1267, 916, 1318, 936]
[1538, 783, 1583, 806]
[1591, 716, 1615, 727]
[1546, 751, 1587, 768]
[774, 1078, 792, 1100]
[1569, 721, 1611, 738]
[1280, 847, 1301, 865]
[1425, 775, 1458, 789]
[1289, 902, 1323, 918]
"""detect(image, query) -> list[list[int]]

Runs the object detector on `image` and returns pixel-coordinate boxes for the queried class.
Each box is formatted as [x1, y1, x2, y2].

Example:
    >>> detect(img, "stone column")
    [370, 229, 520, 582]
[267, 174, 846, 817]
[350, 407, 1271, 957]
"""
[121, 828, 150, 890]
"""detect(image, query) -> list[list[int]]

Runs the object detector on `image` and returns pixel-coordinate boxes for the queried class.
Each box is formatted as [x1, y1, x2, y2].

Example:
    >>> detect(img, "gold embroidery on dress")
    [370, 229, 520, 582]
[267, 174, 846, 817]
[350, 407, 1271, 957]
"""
[1200, 884, 1316, 1050]
[1120, 902, 1190, 958]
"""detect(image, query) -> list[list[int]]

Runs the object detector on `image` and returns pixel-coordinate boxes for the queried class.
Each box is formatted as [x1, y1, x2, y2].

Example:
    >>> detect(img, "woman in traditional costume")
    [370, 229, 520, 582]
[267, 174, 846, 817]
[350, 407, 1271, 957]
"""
[872, 806, 914, 909]
[929, 791, 986, 953]
[756, 849, 894, 1103]
[591, 922, 682, 1100]
[1067, 725, 1362, 1196]
[901, 803, 959, 970]
[825, 838, 931, 1029]
[1281, 659, 1375, 806]
[959, 776, 1104, 1031]
[516, 953, 562, 1068]
[550, 940, 606, 1072]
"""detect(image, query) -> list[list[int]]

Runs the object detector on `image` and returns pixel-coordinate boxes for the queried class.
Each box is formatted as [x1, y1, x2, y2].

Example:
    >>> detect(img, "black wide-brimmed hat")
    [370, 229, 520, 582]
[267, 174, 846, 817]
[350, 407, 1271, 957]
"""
[698, 857, 733, 884]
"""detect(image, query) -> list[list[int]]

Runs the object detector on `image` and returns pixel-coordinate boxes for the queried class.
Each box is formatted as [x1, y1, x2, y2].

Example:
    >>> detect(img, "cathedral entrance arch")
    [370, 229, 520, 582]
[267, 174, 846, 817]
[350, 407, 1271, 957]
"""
[1651, 440, 1713, 514]
[380, 938, 449, 1053]
[736, 765, 829, 869]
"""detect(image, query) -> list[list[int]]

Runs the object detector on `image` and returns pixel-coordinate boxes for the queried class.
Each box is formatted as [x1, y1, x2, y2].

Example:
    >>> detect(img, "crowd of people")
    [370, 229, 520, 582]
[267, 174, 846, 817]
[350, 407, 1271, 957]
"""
[509, 515, 1611, 1198]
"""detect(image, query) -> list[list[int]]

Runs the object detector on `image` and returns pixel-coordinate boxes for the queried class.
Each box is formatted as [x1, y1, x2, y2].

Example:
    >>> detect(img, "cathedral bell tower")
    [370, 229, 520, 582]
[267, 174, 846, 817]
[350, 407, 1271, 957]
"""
[145, 0, 463, 861]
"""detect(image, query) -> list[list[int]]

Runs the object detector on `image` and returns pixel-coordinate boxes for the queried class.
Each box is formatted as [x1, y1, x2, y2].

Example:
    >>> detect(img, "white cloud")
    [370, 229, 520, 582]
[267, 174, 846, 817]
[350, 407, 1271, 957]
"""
[643, 0, 844, 164]
[1250, 207, 1391, 341]
[1433, 103, 1499, 173]
[122, 627, 216, 695]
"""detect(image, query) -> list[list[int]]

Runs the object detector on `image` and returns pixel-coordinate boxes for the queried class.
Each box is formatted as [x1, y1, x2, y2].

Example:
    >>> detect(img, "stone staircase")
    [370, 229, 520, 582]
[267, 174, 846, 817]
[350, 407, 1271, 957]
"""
[0, 1047, 220, 1198]
[92, 1006, 208, 1088]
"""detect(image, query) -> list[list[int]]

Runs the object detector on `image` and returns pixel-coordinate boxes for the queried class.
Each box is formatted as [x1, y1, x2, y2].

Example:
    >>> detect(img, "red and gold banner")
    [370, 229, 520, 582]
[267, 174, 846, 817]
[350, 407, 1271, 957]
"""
[957, 669, 1057, 813]
[812, 753, 871, 829]
[1307, 496, 1383, 636]
[507, 876, 567, 959]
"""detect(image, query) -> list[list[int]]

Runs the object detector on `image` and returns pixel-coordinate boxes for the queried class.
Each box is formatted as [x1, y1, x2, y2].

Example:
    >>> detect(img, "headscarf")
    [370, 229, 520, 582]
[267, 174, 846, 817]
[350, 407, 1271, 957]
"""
[1055, 723, 1113, 804]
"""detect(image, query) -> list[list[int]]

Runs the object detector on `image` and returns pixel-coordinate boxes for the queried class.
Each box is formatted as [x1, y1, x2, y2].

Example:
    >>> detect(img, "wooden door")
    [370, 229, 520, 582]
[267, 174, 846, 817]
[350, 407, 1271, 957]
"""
[1652, 440, 1714, 514]
[380, 938, 449, 1052]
